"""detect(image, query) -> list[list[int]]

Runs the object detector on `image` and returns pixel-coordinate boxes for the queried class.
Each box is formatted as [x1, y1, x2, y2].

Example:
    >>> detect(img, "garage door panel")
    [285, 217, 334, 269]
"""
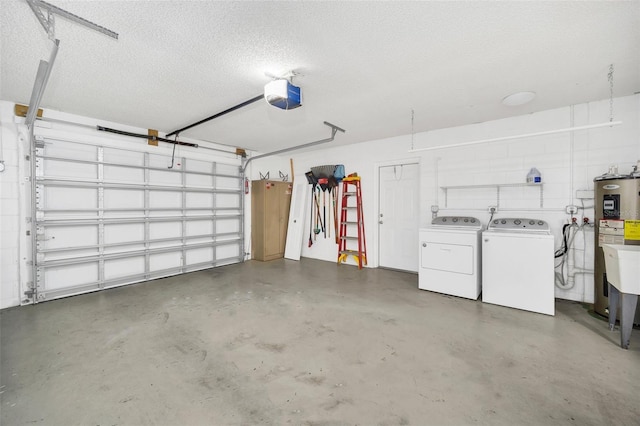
[216, 193, 240, 208]
[217, 176, 241, 189]
[186, 247, 213, 265]
[185, 173, 213, 187]
[150, 252, 182, 271]
[148, 153, 174, 168]
[46, 140, 96, 160]
[45, 263, 99, 290]
[148, 241, 181, 250]
[185, 193, 213, 208]
[216, 218, 240, 233]
[104, 244, 146, 255]
[186, 220, 213, 236]
[44, 160, 97, 179]
[103, 148, 144, 166]
[217, 243, 241, 260]
[104, 257, 145, 280]
[148, 169, 181, 185]
[44, 187, 98, 210]
[185, 158, 213, 172]
[187, 236, 215, 245]
[217, 163, 239, 174]
[43, 226, 98, 250]
[149, 191, 181, 208]
[104, 224, 145, 244]
[150, 222, 181, 239]
[32, 136, 243, 303]
[103, 165, 144, 182]
[103, 189, 144, 209]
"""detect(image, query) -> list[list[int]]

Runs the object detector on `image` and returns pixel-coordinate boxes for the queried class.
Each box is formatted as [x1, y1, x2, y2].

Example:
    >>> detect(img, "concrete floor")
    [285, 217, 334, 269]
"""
[1, 258, 639, 426]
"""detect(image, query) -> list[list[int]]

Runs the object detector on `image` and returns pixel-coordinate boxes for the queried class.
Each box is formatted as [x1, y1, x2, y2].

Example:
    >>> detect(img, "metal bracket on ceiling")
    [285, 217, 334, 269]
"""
[26, 0, 54, 40]
[25, 0, 119, 40]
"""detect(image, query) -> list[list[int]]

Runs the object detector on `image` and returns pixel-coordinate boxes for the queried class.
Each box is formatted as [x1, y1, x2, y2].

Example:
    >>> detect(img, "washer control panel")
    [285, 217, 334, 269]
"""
[487, 218, 550, 233]
[431, 216, 482, 229]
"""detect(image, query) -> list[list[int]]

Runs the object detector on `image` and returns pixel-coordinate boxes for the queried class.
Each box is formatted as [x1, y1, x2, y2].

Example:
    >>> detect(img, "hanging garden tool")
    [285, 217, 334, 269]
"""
[305, 170, 324, 241]
[318, 177, 329, 238]
[332, 165, 345, 243]
[305, 171, 319, 246]
[310, 165, 337, 240]
[307, 166, 346, 242]
[327, 186, 331, 239]
[314, 184, 324, 238]
[333, 187, 340, 244]
[308, 185, 314, 247]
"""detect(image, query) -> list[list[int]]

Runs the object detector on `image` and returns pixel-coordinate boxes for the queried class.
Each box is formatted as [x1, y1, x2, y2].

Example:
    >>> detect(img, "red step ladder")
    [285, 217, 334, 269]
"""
[338, 176, 367, 269]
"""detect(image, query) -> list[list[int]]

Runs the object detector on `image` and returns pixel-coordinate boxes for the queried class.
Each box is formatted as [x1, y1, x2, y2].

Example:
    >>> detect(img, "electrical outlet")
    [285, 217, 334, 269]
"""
[566, 205, 579, 215]
[488, 205, 498, 213]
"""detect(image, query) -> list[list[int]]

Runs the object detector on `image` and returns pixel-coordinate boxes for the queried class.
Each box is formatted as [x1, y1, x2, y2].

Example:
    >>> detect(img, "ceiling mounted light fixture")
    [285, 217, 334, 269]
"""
[502, 91, 536, 106]
[264, 79, 302, 110]
[264, 69, 303, 110]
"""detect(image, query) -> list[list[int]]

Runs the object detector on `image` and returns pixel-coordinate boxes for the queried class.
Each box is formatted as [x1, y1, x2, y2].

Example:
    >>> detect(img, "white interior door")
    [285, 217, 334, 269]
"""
[284, 182, 310, 260]
[378, 163, 419, 272]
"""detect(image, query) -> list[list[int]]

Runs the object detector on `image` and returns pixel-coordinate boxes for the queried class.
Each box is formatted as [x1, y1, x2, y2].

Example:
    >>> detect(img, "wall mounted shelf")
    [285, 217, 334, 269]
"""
[440, 183, 544, 208]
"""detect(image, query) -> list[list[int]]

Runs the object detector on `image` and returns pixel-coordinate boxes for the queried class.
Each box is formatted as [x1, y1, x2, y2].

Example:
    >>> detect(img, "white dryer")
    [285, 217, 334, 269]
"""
[482, 218, 555, 316]
[419, 216, 483, 300]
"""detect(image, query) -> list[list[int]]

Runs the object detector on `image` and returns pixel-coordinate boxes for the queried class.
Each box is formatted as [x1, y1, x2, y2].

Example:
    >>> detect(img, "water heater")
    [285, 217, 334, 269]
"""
[594, 163, 640, 324]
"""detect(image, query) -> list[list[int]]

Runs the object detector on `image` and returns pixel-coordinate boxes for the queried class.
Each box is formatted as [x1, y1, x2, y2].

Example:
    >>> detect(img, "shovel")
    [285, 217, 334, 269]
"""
[314, 185, 324, 237]
[308, 185, 314, 247]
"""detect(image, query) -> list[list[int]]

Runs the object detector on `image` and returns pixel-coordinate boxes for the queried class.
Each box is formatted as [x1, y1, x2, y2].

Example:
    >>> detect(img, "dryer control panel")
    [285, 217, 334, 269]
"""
[431, 216, 482, 229]
[487, 218, 550, 233]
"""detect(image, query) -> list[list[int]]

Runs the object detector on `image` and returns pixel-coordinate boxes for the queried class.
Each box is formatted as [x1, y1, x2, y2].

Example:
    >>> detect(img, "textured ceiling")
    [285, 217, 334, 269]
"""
[1, 1, 639, 153]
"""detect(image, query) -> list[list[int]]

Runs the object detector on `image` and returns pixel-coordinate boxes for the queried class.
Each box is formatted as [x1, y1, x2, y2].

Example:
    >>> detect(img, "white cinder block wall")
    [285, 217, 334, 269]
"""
[0, 102, 26, 309]
[255, 94, 640, 304]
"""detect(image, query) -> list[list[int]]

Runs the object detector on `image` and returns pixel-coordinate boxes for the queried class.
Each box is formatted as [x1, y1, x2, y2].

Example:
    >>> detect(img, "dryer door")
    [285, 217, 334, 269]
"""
[421, 242, 473, 275]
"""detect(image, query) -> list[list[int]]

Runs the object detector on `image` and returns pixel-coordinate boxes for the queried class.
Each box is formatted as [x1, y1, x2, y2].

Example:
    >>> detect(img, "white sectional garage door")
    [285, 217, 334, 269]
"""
[30, 133, 243, 302]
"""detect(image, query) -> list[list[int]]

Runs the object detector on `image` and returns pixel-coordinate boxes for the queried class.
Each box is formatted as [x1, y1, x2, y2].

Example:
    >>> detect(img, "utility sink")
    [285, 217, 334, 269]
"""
[602, 244, 640, 295]
[602, 244, 640, 349]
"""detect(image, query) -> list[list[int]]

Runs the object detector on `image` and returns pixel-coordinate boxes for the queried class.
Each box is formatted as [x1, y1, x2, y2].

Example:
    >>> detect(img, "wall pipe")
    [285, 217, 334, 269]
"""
[408, 121, 623, 153]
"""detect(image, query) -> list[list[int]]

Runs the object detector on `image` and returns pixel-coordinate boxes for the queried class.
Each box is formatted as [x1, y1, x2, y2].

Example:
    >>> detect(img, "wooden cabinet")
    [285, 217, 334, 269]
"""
[251, 180, 292, 261]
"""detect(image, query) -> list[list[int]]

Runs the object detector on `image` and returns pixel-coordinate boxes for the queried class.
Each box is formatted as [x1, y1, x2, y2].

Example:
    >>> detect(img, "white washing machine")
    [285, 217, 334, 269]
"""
[482, 218, 555, 316]
[419, 216, 483, 300]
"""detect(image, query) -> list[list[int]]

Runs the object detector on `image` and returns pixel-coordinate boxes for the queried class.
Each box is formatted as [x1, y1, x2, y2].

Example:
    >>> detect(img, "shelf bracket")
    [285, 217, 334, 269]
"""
[26, 0, 119, 40]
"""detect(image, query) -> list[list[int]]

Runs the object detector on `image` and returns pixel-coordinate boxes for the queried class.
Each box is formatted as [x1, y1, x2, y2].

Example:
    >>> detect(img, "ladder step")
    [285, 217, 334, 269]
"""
[340, 236, 358, 241]
[339, 250, 361, 255]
